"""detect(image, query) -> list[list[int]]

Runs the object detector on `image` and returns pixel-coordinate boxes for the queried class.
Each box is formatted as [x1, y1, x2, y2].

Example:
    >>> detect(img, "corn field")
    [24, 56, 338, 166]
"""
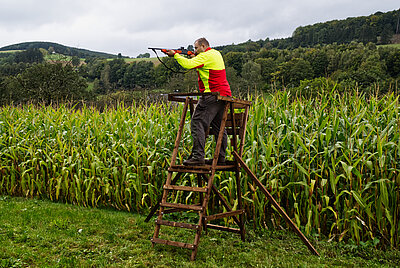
[0, 89, 399, 248]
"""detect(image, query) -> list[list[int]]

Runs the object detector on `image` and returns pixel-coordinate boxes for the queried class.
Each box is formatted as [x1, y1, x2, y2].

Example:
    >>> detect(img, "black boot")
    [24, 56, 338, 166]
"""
[205, 157, 225, 165]
[183, 158, 205, 166]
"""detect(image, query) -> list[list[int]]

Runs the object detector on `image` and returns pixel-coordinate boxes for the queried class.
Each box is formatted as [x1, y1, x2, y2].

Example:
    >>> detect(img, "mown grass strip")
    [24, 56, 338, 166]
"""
[1, 196, 399, 267]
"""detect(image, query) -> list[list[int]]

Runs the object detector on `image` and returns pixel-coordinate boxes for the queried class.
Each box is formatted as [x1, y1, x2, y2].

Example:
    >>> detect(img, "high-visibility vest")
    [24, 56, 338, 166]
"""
[174, 47, 231, 97]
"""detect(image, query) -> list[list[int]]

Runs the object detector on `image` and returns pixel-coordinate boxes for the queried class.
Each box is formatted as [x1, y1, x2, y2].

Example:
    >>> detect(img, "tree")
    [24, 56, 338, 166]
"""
[122, 62, 136, 89]
[4, 63, 88, 104]
[133, 61, 155, 88]
[278, 58, 313, 86]
[225, 66, 242, 96]
[100, 64, 111, 93]
[86, 58, 105, 80]
[255, 57, 277, 85]
[71, 56, 81, 67]
[14, 48, 44, 64]
[136, 53, 150, 58]
[304, 49, 329, 77]
[108, 59, 126, 87]
[355, 54, 387, 85]
[224, 52, 244, 76]
[386, 50, 400, 78]
[241, 60, 262, 91]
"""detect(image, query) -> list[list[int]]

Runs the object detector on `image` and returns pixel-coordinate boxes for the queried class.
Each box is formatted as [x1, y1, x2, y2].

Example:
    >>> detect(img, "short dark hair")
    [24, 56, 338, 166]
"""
[195, 37, 210, 47]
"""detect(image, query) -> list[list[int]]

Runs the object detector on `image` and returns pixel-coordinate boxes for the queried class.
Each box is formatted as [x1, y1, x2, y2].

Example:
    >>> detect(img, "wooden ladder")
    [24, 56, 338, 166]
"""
[146, 93, 250, 260]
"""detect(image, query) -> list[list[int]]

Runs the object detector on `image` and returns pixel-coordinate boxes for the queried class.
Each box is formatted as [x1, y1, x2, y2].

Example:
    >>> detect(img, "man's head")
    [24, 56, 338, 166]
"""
[194, 38, 210, 55]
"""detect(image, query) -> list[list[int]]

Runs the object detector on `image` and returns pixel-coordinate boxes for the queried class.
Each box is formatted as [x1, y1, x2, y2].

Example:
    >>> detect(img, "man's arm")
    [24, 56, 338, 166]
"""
[163, 49, 206, 70]
[174, 53, 206, 70]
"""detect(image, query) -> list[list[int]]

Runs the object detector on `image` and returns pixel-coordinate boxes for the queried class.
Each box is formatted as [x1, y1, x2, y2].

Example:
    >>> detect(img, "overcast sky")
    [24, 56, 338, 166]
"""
[0, 0, 398, 57]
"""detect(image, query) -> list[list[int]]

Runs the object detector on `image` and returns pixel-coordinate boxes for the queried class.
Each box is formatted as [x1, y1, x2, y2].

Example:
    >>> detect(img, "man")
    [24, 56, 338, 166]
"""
[163, 37, 231, 166]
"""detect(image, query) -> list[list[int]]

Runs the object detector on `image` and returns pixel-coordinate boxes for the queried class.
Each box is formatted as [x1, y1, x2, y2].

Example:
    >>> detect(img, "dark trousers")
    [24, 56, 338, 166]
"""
[190, 95, 227, 160]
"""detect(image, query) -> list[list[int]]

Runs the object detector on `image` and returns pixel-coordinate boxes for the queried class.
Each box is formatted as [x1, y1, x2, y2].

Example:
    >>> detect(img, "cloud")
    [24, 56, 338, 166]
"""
[0, 0, 398, 57]
[0, 0, 93, 29]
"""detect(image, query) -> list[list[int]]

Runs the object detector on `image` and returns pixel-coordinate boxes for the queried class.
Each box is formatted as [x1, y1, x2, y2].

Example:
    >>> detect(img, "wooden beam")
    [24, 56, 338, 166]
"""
[233, 151, 320, 256]
[161, 202, 203, 211]
[206, 224, 241, 234]
[156, 219, 200, 230]
[163, 185, 208, 193]
[151, 238, 195, 249]
[204, 210, 245, 222]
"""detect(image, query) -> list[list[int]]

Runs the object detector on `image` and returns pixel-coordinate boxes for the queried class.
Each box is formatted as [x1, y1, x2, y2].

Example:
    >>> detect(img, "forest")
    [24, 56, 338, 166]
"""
[217, 9, 400, 51]
[0, 41, 399, 106]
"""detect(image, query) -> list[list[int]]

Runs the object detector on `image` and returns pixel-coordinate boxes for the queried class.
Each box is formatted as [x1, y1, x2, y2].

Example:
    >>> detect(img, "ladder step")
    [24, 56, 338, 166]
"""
[160, 202, 203, 211]
[168, 162, 237, 173]
[157, 204, 202, 215]
[169, 166, 211, 174]
[156, 219, 200, 230]
[151, 237, 195, 249]
[204, 209, 245, 222]
[206, 224, 241, 234]
[163, 185, 208, 193]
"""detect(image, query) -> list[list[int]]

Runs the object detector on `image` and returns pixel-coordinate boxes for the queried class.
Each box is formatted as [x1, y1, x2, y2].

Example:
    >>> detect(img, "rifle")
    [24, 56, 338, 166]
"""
[148, 47, 194, 56]
[148, 47, 195, 74]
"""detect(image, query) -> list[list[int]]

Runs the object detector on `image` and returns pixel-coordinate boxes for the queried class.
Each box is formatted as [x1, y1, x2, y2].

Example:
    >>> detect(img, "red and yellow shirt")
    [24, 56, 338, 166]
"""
[174, 47, 231, 97]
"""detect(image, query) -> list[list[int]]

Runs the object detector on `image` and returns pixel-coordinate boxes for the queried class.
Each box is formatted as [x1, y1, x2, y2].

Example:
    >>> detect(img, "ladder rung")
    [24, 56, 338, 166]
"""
[157, 204, 202, 215]
[156, 219, 200, 230]
[169, 165, 211, 174]
[163, 185, 208, 193]
[214, 165, 236, 171]
[204, 209, 245, 222]
[160, 202, 203, 211]
[206, 224, 241, 234]
[151, 237, 195, 249]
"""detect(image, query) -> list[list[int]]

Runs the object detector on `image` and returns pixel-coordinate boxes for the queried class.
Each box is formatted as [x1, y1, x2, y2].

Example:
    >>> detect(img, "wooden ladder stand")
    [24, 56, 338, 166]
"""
[145, 92, 319, 260]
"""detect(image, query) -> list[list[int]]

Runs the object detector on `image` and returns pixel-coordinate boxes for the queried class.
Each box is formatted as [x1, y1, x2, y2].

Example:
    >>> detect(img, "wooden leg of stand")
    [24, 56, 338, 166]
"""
[235, 169, 246, 241]
[233, 151, 320, 256]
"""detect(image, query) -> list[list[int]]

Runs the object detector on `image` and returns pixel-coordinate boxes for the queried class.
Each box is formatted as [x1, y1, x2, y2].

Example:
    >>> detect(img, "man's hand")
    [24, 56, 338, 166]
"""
[162, 49, 176, 57]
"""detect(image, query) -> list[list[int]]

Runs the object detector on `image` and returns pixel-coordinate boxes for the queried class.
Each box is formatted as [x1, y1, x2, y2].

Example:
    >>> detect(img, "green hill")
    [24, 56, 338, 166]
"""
[0, 41, 121, 59]
[216, 9, 400, 53]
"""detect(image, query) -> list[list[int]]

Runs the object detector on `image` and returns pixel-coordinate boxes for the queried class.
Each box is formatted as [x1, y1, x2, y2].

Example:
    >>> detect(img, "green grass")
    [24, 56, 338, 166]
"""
[378, 43, 400, 49]
[0, 196, 399, 267]
[107, 57, 160, 65]
[44, 53, 78, 62]
[0, 50, 22, 53]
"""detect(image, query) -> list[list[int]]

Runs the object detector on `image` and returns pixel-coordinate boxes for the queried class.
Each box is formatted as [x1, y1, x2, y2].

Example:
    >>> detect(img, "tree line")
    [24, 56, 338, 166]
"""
[0, 41, 399, 105]
[216, 9, 400, 52]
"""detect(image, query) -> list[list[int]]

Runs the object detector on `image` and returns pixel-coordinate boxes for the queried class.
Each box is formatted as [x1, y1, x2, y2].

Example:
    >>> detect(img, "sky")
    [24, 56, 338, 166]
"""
[0, 0, 399, 58]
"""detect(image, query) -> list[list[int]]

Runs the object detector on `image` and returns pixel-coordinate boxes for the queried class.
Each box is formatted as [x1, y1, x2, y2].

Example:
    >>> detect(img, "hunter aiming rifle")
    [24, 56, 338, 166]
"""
[149, 47, 195, 56]
[148, 47, 195, 73]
